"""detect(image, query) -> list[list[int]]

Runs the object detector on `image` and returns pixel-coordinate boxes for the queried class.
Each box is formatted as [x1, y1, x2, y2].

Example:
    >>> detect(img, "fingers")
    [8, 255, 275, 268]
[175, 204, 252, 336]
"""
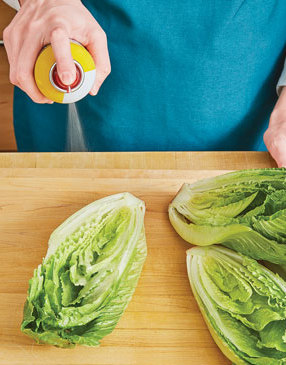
[272, 148, 286, 168]
[16, 37, 53, 103]
[50, 27, 76, 85]
[3, 9, 51, 103]
[275, 146, 286, 168]
[4, 23, 52, 103]
[3, 26, 16, 67]
[3, 25, 24, 86]
[276, 155, 286, 168]
[264, 130, 286, 168]
[85, 29, 111, 95]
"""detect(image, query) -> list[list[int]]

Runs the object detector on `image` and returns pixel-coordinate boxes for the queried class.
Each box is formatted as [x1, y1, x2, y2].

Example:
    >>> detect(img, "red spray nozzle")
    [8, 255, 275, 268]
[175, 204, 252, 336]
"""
[52, 64, 82, 93]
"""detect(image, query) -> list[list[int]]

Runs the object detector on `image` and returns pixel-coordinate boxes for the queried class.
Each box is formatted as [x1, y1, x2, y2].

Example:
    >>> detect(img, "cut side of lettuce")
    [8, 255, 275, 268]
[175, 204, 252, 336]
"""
[21, 192, 147, 348]
[169, 168, 286, 264]
[187, 246, 286, 364]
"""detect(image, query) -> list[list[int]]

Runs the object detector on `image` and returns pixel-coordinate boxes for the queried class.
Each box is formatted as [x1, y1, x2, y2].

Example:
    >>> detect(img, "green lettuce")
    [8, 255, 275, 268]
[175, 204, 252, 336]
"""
[187, 245, 286, 365]
[169, 168, 286, 264]
[21, 193, 147, 347]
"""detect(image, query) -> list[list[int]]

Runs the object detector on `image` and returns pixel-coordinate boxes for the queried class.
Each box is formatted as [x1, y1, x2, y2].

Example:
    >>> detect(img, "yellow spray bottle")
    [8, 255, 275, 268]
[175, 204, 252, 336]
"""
[34, 40, 96, 104]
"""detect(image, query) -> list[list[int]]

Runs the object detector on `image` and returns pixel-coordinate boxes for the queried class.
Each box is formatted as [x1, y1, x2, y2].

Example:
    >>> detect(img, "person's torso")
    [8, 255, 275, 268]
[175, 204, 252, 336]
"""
[14, 0, 286, 151]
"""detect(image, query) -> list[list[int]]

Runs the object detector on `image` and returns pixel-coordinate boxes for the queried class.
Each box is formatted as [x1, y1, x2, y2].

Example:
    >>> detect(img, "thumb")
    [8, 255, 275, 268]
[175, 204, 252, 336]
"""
[50, 27, 76, 85]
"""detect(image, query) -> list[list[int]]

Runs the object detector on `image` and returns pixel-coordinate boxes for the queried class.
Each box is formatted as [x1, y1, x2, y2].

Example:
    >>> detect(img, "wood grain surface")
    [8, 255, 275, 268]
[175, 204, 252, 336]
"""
[0, 151, 276, 169]
[0, 2, 16, 151]
[0, 2, 15, 39]
[0, 168, 237, 365]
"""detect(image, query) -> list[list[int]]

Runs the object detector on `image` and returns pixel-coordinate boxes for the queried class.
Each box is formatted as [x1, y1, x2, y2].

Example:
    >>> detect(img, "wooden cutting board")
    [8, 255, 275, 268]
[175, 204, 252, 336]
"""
[0, 168, 234, 365]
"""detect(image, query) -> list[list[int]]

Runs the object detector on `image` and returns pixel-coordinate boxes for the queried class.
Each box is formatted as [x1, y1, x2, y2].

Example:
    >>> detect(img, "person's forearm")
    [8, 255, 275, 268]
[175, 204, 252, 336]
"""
[272, 87, 286, 116]
[277, 57, 286, 97]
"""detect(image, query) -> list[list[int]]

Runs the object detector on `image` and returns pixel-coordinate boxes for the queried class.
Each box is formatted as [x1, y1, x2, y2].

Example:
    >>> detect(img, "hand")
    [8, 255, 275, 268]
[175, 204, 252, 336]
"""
[264, 87, 286, 167]
[3, 0, 111, 103]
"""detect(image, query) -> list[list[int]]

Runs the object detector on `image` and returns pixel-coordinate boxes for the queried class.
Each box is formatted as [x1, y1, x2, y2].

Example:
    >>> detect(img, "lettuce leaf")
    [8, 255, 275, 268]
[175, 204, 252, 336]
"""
[21, 193, 147, 347]
[169, 168, 286, 264]
[187, 246, 286, 364]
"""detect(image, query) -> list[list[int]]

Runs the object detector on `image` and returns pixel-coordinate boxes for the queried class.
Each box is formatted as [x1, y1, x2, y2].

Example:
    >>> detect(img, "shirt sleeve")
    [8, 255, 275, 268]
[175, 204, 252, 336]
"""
[277, 58, 286, 96]
[2, 0, 20, 10]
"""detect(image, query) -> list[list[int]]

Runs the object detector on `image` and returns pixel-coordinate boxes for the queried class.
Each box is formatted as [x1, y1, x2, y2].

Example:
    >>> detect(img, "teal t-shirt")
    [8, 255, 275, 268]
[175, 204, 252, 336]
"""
[14, 0, 286, 152]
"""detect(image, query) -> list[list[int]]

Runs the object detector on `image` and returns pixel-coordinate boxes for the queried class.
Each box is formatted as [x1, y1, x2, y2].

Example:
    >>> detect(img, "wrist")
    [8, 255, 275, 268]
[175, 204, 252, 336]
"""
[276, 86, 286, 109]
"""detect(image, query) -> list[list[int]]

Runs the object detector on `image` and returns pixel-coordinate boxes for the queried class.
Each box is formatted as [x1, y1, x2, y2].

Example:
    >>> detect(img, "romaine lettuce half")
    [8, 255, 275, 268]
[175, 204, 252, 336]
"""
[187, 245, 286, 365]
[21, 192, 147, 347]
[169, 168, 286, 264]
